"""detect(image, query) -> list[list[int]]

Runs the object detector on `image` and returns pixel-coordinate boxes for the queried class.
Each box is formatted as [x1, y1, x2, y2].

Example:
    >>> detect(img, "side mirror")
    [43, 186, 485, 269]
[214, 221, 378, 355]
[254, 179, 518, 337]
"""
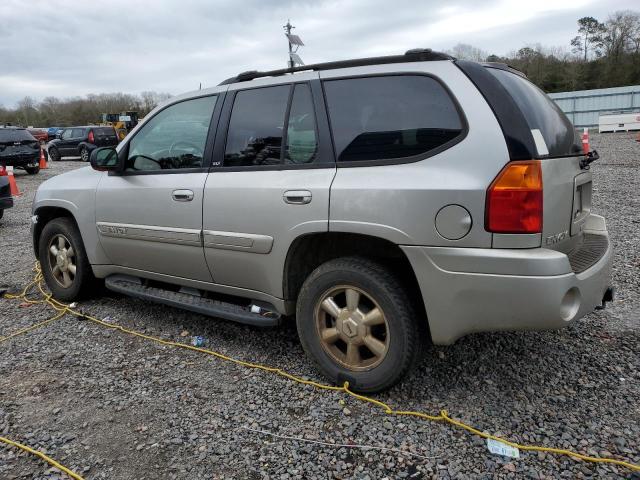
[55, 132, 62, 139]
[90, 147, 120, 172]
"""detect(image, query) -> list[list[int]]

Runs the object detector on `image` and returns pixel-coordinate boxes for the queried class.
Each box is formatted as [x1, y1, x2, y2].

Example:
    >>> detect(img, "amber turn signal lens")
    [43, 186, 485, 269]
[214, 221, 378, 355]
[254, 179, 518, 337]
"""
[485, 160, 543, 234]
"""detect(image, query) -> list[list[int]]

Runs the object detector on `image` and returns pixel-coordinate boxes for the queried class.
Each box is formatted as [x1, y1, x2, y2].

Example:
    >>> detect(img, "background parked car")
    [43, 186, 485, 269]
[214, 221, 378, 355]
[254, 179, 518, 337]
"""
[47, 126, 119, 162]
[0, 174, 13, 220]
[27, 128, 49, 145]
[47, 127, 63, 140]
[0, 127, 41, 174]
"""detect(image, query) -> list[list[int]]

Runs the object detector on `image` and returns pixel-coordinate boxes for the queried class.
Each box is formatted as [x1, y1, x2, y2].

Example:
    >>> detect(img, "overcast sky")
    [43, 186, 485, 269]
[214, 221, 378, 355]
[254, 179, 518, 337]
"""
[0, 0, 637, 107]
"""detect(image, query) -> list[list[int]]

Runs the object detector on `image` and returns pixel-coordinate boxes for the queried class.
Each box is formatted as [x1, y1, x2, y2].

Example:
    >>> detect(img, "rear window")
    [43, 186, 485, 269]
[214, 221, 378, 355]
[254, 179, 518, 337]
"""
[93, 127, 116, 136]
[0, 129, 35, 142]
[323, 75, 464, 162]
[487, 68, 579, 157]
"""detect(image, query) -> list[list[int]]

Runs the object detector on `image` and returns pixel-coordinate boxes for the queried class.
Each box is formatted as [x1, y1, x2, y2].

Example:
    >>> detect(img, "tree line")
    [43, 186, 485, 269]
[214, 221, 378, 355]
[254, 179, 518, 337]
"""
[449, 10, 640, 93]
[2, 9, 639, 128]
[0, 91, 172, 129]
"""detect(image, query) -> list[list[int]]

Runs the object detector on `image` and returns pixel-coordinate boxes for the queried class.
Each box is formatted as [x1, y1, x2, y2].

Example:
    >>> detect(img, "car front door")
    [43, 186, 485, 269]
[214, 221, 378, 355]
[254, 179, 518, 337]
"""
[57, 129, 74, 155]
[95, 94, 222, 281]
[202, 78, 336, 298]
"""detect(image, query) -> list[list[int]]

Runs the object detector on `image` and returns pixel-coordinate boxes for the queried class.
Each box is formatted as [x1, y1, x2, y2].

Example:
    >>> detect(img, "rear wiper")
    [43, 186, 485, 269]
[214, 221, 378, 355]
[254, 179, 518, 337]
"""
[580, 150, 599, 170]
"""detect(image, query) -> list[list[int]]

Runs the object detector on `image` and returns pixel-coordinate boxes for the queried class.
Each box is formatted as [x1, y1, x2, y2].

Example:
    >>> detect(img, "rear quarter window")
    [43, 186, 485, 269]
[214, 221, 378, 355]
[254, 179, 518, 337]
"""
[487, 68, 579, 157]
[323, 75, 464, 163]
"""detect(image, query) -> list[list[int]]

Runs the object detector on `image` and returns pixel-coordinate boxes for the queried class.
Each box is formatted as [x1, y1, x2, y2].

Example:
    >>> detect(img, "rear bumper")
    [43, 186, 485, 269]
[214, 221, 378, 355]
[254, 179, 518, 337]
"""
[1, 154, 39, 168]
[402, 214, 613, 345]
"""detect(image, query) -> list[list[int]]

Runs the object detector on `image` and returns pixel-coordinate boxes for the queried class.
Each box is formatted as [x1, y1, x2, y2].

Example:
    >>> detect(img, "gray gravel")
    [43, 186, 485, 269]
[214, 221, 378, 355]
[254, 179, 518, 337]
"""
[1, 135, 639, 479]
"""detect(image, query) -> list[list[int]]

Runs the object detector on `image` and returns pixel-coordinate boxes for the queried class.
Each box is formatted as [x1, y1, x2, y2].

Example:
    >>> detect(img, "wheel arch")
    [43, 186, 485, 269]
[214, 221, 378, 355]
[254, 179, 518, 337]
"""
[282, 232, 427, 330]
[32, 206, 78, 257]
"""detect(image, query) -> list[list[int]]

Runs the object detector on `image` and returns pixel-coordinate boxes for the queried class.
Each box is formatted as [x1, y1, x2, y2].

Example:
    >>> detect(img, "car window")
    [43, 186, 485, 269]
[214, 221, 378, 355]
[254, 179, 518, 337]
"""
[61, 129, 73, 140]
[126, 96, 217, 172]
[284, 84, 318, 165]
[487, 68, 579, 157]
[72, 128, 85, 138]
[323, 75, 464, 162]
[0, 129, 34, 142]
[224, 85, 290, 167]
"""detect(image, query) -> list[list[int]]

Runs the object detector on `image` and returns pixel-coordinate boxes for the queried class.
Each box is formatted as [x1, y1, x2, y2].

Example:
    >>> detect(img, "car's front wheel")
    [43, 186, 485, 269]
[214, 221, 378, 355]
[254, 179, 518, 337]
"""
[80, 147, 89, 162]
[48, 146, 61, 161]
[39, 217, 96, 301]
[296, 257, 422, 393]
[24, 166, 40, 175]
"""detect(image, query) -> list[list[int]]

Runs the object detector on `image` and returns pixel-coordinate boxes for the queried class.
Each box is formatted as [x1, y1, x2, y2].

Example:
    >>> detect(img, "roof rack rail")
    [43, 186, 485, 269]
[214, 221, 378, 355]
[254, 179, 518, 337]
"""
[218, 48, 454, 86]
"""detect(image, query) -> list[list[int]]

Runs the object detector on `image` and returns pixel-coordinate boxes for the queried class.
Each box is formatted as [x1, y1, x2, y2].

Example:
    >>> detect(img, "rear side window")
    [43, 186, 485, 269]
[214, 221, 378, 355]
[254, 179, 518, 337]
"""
[72, 128, 85, 138]
[224, 83, 319, 167]
[224, 85, 289, 167]
[323, 75, 464, 162]
[0, 129, 35, 142]
[487, 68, 578, 157]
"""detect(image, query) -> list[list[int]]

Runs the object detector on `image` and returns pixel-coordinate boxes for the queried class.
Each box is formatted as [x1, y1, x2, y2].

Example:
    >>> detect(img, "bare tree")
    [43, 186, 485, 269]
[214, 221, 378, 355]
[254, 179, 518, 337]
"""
[447, 43, 487, 62]
[570, 16, 606, 61]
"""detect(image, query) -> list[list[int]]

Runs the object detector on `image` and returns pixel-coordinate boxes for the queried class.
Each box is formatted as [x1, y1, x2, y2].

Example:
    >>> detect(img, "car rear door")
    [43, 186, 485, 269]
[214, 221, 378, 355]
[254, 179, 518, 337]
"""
[92, 127, 119, 147]
[201, 76, 336, 298]
[95, 94, 222, 281]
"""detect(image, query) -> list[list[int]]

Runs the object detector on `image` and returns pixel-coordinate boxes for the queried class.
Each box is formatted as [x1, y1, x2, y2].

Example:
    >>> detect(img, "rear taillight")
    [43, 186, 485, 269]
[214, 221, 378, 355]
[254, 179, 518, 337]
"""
[88, 130, 95, 143]
[486, 160, 543, 234]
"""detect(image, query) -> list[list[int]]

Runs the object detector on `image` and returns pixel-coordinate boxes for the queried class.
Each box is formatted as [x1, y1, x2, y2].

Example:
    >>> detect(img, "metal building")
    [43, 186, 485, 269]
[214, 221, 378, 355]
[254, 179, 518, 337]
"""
[549, 85, 640, 128]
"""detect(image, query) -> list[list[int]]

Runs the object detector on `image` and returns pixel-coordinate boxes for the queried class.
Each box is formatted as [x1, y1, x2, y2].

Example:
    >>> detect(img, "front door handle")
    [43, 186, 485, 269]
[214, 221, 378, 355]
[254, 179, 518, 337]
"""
[283, 190, 312, 205]
[172, 189, 194, 202]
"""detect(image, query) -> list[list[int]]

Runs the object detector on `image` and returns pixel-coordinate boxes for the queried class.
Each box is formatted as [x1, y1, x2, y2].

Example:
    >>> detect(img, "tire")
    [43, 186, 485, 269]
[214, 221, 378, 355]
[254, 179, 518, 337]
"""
[80, 147, 89, 162]
[49, 146, 61, 162]
[38, 217, 96, 301]
[25, 166, 40, 175]
[296, 257, 422, 393]
[0, 209, 3, 220]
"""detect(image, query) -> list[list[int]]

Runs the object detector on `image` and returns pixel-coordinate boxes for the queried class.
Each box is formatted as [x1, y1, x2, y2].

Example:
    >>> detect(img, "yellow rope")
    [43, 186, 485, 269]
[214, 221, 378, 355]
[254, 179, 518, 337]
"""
[1, 264, 639, 476]
[0, 436, 84, 480]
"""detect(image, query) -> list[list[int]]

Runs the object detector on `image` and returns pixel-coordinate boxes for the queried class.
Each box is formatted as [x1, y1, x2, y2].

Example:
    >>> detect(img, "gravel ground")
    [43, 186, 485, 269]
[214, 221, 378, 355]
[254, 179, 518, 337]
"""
[1, 134, 639, 480]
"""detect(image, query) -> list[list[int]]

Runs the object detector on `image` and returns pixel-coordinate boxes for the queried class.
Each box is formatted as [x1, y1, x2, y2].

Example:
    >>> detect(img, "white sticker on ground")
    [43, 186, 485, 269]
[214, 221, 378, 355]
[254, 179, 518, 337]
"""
[487, 438, 520, 458]
[531, 128, 549, 156]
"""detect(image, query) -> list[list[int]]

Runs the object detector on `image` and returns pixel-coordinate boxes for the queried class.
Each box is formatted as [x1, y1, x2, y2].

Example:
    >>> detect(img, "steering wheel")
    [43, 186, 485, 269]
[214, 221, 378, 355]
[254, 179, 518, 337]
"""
[168, 141, 203, 157]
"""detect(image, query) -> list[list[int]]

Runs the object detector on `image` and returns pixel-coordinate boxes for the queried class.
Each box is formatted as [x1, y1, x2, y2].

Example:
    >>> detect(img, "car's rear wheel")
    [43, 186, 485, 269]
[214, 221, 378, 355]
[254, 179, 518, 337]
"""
[296, 257, 422, 392]
[39, 217, 96, 301]
[25, 166, 40, 175]
[80, 147, 89, 162]
[48, 146, 61, 161]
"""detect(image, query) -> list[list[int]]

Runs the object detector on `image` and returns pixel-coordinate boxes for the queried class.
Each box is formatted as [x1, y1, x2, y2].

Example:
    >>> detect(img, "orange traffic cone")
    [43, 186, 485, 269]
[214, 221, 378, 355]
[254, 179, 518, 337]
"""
[39, 147, 48, 169]
[581, 127, 590, 153]
[1, 165, 22, 197]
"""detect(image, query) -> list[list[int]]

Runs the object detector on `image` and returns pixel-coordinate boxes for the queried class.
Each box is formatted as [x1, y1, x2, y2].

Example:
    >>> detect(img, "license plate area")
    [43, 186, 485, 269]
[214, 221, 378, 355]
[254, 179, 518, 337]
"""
[571, 172, 592, 236]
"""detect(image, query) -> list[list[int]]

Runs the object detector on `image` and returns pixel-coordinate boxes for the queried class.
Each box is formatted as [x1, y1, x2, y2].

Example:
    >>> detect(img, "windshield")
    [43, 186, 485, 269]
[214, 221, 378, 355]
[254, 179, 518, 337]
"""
[487, 68, 580, 157]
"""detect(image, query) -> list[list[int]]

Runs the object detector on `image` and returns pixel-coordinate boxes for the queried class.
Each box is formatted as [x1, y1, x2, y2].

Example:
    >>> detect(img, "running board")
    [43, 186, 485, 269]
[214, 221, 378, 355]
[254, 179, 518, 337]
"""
[104, 275, 280, 327]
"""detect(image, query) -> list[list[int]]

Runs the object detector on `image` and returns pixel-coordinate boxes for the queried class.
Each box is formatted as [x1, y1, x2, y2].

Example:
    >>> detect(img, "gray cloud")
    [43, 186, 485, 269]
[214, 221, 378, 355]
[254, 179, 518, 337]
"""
[0, 0, 636, 106]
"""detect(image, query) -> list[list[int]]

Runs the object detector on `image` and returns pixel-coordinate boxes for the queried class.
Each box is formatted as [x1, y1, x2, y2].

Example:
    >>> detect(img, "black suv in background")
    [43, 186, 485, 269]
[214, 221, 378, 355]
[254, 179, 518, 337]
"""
[48, 126, 119, 162]
[0, 127, 41, 174]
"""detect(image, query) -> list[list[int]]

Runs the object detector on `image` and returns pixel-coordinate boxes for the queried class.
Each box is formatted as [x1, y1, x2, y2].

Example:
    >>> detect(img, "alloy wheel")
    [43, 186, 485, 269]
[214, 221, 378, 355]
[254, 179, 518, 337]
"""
[47, 234, 76, 288]
[314, 285, 389, 371]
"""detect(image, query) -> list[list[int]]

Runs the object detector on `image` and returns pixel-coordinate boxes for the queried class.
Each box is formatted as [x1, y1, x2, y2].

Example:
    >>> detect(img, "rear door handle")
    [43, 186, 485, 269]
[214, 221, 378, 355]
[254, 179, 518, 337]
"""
[172, 189, 194, 202]
[283, 190, 312, 205]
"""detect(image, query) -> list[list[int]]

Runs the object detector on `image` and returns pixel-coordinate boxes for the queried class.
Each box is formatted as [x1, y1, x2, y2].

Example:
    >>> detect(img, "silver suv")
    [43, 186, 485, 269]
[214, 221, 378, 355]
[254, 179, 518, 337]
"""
[32, 50, 613, 392]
